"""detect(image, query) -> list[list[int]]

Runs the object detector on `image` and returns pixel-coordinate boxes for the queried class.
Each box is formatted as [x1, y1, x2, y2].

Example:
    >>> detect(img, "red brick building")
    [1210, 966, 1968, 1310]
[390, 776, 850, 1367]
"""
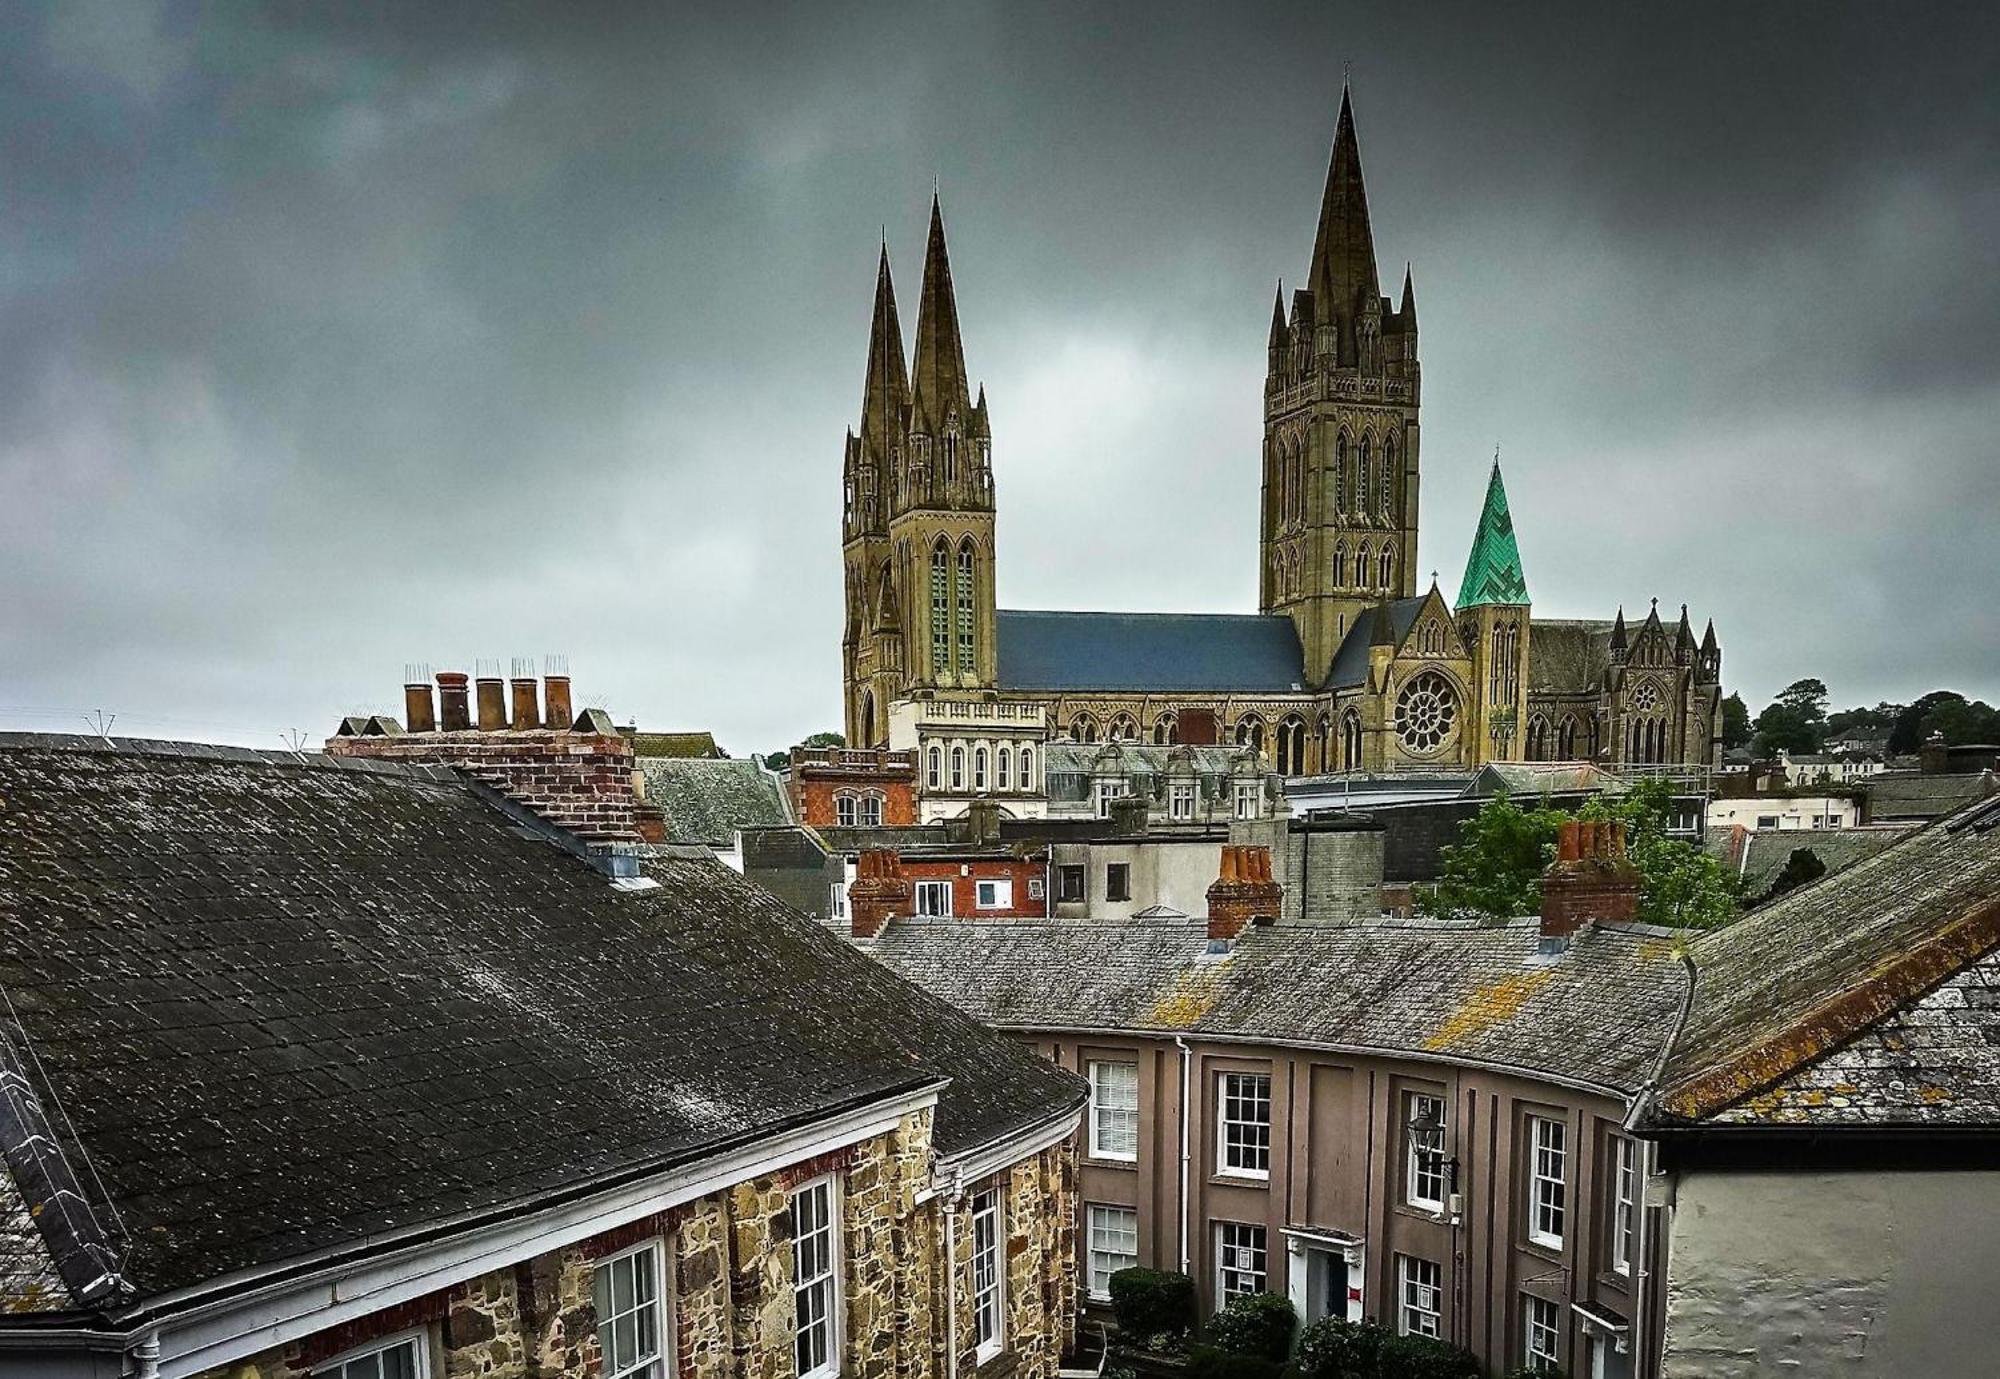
[789, 746, 919, 829]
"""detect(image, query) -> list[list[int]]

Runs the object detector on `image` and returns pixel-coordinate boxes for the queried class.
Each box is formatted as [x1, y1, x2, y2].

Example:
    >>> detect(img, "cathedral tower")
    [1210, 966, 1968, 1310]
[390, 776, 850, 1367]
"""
[1261, 86, 1421, 683]
[1455, 457, 1533, 763]
[841, 196, 997, 746]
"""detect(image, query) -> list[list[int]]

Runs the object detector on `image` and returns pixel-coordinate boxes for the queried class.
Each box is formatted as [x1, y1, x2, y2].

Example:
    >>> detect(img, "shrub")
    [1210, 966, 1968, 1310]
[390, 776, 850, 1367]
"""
[1107, 1268, 1199, 1345]
[1185, 1344, 1284, 1379]
[1500, 1370, 1569, 1379]
[1204, 1293, 1298, 1363]
[1295, 1318, 1389, 1379]
[1375, 1333, 1481, 1379]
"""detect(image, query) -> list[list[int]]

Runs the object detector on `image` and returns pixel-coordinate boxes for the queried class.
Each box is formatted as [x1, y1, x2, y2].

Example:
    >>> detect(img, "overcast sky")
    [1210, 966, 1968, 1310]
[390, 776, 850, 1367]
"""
[3, 3, 1995, 753]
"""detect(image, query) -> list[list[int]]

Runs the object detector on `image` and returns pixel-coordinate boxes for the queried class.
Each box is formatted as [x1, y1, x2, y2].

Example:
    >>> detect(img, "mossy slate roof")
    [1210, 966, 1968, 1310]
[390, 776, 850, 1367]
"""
[639, 756, 792, 846]
[0, 735, 1081, 1307]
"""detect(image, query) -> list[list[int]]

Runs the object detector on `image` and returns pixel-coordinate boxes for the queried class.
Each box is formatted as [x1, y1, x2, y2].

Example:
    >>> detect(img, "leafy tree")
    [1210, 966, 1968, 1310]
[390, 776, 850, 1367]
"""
[1921, 695, 2000, 746]
[1422, 779, 1739, 929]
[1751, 678, 1829, 756]
[1889, 691, 1965, 754]
[1719, 692, 1752, 749]
[1421, 792, 1564, 921]
[1825, 701, 1902, 741]
[763, 730, 845, 772]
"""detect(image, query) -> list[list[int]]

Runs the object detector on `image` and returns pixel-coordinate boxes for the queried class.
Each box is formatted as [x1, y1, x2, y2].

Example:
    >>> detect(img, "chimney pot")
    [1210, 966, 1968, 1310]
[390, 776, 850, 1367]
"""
[510, 676, 540, 731]
[475, 674, 507, 732]
[1208, 843, 1283, 943]
[544, 674, 574, 731]
[848, 847, 912, 939]
[436, 672, 472, 732]
[404, 680, 437, 734]
[1540, 819, 1640, 940]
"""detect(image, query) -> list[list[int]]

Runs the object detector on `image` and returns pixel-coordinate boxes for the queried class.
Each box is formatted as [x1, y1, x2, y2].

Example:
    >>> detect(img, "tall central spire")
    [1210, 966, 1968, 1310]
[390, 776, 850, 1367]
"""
[859, 241, 910, 452]
[910, 192, 974, 436]
[1307, 86, 1381, 330]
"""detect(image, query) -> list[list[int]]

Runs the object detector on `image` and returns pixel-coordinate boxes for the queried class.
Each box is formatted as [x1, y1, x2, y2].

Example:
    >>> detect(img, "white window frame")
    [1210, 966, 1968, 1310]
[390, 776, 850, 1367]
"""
[1523, 1293, 1561, 1372]
[1233, 781, 1261, 819]
[858, 794, 882, 828]
[593, 1238, 670, 1379]
[1087, 1060, 1139, 1162]
[1215, 1071, 1272, 1180]
[1527, 1115, 1567, 1250]
[971, 1184, 1006, 1361]
[1611, 1134, 1636, 1276]
[927, 747, 942, 790]
[1094, 779, 1128, 817]
[1406, 1092, 1446, 1212]
[951, 747, 965, 791]
[1086, 1203, 1139, 1301]
[1396, 1254, 1441, 1338]
[830, 882, 846, 919]
[974, 746, 989, 791]
[1020, 747, 1034, 791]
[1168, 781, 1196, 821]
[312, 1329, 433, 1379]
[1215, 1221, 1267, 1300]
[914, 880, 953, 918]
[997, 747, 1012, 790]
[974, 877, 1013, 911]
[835, 794, 857, 827]
[791, 1176, 843, 1379]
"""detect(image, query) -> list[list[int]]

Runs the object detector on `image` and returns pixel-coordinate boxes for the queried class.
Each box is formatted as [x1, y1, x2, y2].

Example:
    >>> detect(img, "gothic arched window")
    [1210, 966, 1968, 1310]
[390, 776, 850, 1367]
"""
[859, 793, 883, 827]
[1381, 436, 1397, 518]
[1341, 708, 1363, 770]
[860, 691, 876, 748]
[929, 541, 951, 676]
[1379, 546, 1394, 590]
[1277, 715, 1308, 775]
[1358, 437, 1373, 523]
[1336, 432, 1350, 513]
[1333, 541, 1347, 589]
[836, 792, 857, 827]
[1154, 713, 1179, 746]
[926, 746, 942, 790]
[1558, 716, 1580, 759]
[956, 539, 977, 675]
[1020, 746, 1035, 790]
[1235, 715, 1266, 755]
[1526, 714, 1550, 761]
[997, 746, 1012, 791]
[1071, 713, 1098, 744]
[1108, 712, 1139, 742]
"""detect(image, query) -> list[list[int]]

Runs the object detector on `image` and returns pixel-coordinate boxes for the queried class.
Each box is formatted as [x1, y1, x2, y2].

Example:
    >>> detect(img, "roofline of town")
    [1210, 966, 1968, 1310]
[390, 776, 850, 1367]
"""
[64, 1078, 949, 1377]
[981, 1023, 1649, 1101]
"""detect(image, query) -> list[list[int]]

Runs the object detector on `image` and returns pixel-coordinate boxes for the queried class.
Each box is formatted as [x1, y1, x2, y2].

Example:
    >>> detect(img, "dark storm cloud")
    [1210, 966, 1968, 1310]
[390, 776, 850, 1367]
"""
[3, 1, 1995, 748]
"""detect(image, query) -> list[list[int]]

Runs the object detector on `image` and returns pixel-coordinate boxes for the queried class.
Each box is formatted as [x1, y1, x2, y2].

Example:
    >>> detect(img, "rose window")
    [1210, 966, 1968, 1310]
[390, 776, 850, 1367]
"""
[1395, 672, 1458, 754]
[1632, 682, 1662, 713]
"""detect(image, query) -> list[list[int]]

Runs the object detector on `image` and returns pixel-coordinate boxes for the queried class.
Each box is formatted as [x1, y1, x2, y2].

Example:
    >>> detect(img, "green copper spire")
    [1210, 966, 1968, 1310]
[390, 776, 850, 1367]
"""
[1455, 456, 1530, 608]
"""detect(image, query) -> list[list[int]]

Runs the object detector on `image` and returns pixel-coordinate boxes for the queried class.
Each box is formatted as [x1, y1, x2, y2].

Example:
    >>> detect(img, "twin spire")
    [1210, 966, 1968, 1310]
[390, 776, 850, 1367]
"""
[857, 193, 981, 451]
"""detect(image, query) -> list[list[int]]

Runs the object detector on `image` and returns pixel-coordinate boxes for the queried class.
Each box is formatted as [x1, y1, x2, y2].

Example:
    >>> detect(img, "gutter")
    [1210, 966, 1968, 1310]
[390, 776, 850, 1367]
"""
[1620, 947, 1699, 1379]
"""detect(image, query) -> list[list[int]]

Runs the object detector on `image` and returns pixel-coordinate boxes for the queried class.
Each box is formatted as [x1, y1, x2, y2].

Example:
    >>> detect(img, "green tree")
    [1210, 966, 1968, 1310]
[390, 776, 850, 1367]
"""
[763, 730, 844, 772]
[1719, 692, 1752, 749]
[1422, 779, 1738, 929]
[1921, 695, 2000, 746]
[1751, 678, 1830, 756]
[1889, 691, 1964, 754]
[1826, 701, 1902, 741]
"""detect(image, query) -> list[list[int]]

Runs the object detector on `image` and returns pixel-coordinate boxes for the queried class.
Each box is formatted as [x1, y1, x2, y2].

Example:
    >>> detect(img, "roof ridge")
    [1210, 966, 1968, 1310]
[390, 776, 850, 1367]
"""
[998, 607, 1296, 622]
[0, 732, 459, 784]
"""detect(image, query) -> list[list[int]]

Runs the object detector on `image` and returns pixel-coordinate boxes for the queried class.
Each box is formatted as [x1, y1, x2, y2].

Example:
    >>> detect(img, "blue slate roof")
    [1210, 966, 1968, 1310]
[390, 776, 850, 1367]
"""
[1325, 597, 1429, 689]
[995, 609, 1307, 692]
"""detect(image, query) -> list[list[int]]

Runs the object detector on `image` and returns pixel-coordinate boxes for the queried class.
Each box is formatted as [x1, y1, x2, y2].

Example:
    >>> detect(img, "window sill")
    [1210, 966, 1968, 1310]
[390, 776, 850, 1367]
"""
[1084, 1153, 1139, 1170]
[1211, 1169, 1271, 1186]
[1523, 1235, 1565, 1261]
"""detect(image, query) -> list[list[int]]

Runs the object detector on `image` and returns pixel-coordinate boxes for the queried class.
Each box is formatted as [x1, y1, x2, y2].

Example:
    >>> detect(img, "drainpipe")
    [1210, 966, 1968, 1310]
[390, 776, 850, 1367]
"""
[126, 1331, 161, 1379]
[1623, 948, 1699, 1379]
[943, 1171, 965, 1379]
[1174, 1035, 1194, 1275]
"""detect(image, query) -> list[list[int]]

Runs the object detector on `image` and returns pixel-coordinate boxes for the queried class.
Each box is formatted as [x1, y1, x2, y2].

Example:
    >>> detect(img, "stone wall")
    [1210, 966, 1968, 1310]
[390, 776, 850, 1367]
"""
[195, 1114, 1077, 1379]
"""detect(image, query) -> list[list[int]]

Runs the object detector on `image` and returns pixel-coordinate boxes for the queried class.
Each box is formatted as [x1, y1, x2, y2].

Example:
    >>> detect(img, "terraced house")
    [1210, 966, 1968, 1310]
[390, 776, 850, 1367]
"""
[0, 726, 1084, 1379]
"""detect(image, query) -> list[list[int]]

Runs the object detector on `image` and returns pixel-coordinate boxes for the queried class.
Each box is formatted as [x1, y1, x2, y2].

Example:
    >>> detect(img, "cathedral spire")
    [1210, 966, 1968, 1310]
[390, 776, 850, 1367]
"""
[1610, 607, 1628, 660]
[859, 240, 910, 452]
[1306, 86, 1381, 340]
[1398, 263, 1417, 329]
[1700, 617, 1718, 655]
[910, 192, 975, 436]
[1268, 280, 1287, 348]
[1455, 455, 1530, 608]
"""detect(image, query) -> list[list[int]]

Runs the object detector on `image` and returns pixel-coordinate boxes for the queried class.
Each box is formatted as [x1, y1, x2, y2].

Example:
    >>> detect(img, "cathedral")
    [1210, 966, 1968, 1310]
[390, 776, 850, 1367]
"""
[839, 88, 1722, 777]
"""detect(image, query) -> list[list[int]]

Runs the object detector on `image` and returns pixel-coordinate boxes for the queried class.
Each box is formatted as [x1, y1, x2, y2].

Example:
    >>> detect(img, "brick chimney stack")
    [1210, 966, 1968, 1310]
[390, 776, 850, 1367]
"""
[1207, 844, 1282, 943]
[1540, 820, 1641, 941]
[848, 849, 912, 940]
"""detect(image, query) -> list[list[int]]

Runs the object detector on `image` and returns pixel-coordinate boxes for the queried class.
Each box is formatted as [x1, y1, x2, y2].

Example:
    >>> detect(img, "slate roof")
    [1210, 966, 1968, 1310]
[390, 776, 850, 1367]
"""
[0, 736, 1082, 1309]
[1468, 762, 1627, 799]
[629, 731, 724, 759]
[1701, 826, 1909, 904]
[1526, 619, 1615, 694]
[871, 915, 1689, 1094]
[1325, 597, 1427, 690]
[1858, 769, 1998, 822]
[996, 610, 1307, 692]
[638, 756, 792, 847]
[1657, 796, 2000, 1125]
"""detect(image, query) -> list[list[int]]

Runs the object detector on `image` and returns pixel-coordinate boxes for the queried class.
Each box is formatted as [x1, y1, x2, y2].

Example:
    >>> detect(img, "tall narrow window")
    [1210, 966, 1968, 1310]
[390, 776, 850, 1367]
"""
[1379, 547, 1394, 589]
[930, 543, 951, 677]
[858, 794, 882, 827]
[997, 747, 1012, 791]
[594, 1241, 668, 1379]
[1216, 1222, 1267, 1300]
[950, 747, 965, 791]
[1359, 440, 1372, 522]
[1527, 1115, 1567, 1249]
[1381, 437, 1396, 518]
[1019, 747, 1034, 791]
[956, 541, 976, 674]
[791, 1179, 840, 1379]
[1335, 433, 1348, 511]
[926, 747, 942, 790]
[1088, 1060, 1140, 1160]
[973, 747, 989, 791]
[835, 794, 857, 827]
[1396, 1255, 1441, 1338]
[971, 1186, 1005, 1360]
[1086, 1205, 1139, 1301]
[1522, 1295, 1561, 1372]
[1611, 1135, 1637, 1276]
[1216, 1071, 1272, 1178]
[1333, 541, 1347, 588]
